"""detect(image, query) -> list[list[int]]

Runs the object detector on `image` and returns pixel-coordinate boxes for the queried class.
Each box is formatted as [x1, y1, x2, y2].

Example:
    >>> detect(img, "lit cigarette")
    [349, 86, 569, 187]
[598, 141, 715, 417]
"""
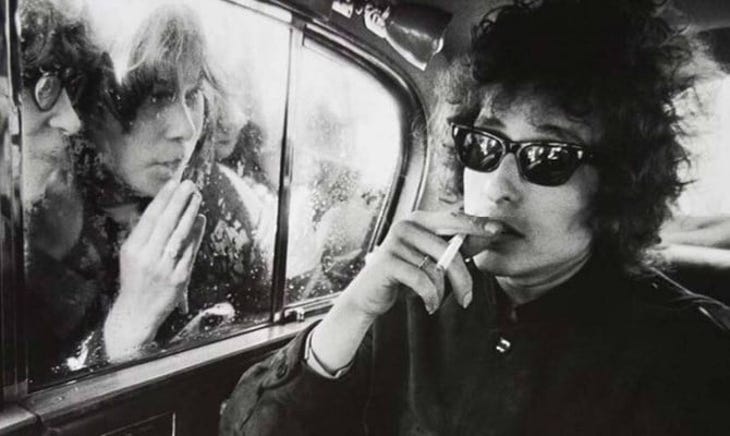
[436, 234, 465, 271]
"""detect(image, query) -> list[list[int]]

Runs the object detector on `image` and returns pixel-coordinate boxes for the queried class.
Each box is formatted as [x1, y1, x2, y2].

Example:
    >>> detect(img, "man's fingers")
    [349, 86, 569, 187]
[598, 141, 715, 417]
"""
[386, 221, 473, 307]
[380, 253, 442, 314]
[409, 210, 487, 237]
[172, 215, 206, 314]
[173, 214, 206, 273]
[163, 193, 202, 262]
[443, 254, 473, 308]
[128, 179, 178, 245]
[146, 181, 197, 255]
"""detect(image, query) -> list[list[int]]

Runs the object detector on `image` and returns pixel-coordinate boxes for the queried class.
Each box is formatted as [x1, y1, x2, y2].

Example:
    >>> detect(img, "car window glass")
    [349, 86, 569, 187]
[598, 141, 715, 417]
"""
[284, 41, 402, 305]
[23, 0, 287, 387]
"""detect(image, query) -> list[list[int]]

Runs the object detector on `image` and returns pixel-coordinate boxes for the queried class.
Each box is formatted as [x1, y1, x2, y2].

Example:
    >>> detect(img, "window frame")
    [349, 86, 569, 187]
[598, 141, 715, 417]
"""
[2, 0, 28, 405]
[0, 0, 429, 418]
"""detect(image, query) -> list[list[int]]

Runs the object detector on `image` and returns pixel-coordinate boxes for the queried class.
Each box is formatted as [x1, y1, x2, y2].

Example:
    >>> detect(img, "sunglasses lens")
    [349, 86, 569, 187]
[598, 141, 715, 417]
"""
[518, 144, 580, 186]
[34, 74, 63, 111]
[456, 128, 503, 172]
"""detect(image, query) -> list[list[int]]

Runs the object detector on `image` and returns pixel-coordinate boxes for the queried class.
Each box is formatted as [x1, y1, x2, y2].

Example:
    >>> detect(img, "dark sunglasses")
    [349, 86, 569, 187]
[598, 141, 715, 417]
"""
[450, 122, 596, 187]
[28, 67, 84, 112]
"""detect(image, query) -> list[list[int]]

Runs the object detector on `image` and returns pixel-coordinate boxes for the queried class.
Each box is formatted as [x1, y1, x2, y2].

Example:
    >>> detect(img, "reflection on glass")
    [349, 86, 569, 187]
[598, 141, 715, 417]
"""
[23, 0, 288, 386]
[284, 42, 402, 305]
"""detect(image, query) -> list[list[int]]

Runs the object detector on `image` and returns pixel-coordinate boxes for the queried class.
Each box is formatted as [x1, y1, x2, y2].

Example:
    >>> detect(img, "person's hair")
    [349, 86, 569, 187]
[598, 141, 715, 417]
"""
[20, 0, 102, 113]
[109, 4, 222, 132]
[434, 0, 713, 273]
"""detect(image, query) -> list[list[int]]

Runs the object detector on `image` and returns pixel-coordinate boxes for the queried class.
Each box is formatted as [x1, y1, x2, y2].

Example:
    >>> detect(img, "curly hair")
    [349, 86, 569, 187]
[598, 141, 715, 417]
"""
[20, 0, 102, 114]
[433, 0, 713, 273]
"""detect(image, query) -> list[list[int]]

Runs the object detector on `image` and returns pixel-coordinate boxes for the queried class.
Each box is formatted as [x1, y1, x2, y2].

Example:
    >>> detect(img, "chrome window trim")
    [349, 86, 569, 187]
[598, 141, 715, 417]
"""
[2, 0, 28, 404]
[270, 25, 302, 322]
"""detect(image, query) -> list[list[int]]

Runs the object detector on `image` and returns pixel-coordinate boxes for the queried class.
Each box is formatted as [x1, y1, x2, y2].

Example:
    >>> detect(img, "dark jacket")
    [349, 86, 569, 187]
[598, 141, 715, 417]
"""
[220, 254, 730, 435]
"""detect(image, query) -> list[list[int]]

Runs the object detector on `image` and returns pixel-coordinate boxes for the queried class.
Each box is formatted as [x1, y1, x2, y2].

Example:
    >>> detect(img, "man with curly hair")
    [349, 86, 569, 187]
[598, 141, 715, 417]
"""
[221, 1, 730, 434]
[13, 0, 105, 384]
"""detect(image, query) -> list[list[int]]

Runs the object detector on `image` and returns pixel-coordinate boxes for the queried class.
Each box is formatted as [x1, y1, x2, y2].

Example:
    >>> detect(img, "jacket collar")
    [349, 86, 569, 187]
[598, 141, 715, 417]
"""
[481, 253, 631, 326]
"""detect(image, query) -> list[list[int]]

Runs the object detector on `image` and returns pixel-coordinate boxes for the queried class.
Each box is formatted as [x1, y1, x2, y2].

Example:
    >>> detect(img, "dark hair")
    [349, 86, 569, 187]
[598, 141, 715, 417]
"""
[108, 4, 222, 131]
[435, 0, 711, 272]
[20, 0, 102, 113]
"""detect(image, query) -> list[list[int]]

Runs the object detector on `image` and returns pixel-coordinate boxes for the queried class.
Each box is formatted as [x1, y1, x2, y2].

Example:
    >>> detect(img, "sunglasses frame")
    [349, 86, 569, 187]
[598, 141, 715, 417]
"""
[450, 122, 596, 187]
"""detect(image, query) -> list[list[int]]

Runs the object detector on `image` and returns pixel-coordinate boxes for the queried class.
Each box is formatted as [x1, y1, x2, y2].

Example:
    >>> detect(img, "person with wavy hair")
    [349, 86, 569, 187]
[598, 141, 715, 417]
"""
[222, 0, 730, 434]
[26, 3, 275, 377]
[435, 0, 705, 274]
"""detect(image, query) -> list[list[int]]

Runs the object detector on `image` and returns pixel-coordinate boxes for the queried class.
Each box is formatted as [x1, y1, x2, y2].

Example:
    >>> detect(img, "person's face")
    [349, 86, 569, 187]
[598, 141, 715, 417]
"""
[212, 104, 244, 160]
[106, 68, 204, 197]
[462, 90, 599, 282]
[21, 86, 81, 208]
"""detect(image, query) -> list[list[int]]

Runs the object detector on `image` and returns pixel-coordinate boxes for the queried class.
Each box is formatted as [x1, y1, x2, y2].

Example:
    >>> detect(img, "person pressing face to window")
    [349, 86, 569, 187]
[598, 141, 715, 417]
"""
[66, 3, 275, 365]
[16, 0, 111, 385]
[79, 4, 212, 362]
[221, 1, 730, 435]
[19, 0, 95, 260]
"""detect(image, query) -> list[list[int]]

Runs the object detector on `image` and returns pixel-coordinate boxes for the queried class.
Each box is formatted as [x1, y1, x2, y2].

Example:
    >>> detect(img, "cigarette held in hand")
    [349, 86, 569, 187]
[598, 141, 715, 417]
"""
[436, 234, 466, 271]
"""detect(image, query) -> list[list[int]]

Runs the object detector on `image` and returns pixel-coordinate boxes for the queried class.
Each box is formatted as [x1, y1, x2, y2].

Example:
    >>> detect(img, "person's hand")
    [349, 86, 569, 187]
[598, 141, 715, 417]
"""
[104, 179, 206, 362]
[341, 210, 492, 320]
[309, 210, 494, 375]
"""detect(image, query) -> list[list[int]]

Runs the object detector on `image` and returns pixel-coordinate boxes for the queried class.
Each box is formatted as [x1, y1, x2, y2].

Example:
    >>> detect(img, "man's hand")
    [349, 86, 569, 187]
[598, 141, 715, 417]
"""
[310, 210, 489, 375]
[104, 179, 205, 362]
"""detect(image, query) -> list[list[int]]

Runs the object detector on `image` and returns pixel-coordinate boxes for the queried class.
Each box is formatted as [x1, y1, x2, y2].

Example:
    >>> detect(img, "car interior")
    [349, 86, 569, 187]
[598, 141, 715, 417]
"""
[1, 0, 729, 434]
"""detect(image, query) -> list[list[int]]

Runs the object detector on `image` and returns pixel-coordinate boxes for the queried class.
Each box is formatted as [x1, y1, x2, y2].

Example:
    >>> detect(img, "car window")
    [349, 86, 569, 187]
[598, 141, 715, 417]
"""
[675, 75, 730, 215]
[20, 0, 407, 388]
[284, 41, 403, 305]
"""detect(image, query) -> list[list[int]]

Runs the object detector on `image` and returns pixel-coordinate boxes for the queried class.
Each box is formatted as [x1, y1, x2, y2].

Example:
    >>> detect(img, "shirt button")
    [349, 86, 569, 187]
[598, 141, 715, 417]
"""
[495, 337, 511, 354]
[275, 361, 288, 379]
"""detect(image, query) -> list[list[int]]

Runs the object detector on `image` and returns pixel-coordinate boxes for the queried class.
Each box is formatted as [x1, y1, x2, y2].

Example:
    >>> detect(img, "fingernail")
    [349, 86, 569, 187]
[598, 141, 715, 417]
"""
[462, 291, 473, 309]
[425, 302, 435, 315]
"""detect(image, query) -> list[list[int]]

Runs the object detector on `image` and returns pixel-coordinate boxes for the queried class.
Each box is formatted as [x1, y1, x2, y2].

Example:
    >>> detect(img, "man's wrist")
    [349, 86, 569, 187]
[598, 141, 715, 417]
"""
[103, 304, 155, 362]
[304, 328, 353, 379]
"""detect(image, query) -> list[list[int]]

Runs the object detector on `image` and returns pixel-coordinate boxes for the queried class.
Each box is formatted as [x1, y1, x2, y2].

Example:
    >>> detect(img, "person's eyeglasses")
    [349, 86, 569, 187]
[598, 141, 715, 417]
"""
[450, 122, 596, 187]
[29, 68, 84, 112]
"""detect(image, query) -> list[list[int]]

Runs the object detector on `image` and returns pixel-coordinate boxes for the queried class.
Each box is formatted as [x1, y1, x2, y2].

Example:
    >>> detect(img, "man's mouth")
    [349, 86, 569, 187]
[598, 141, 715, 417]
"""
[153, 159, 182, 170]
[469, 217, 524, 238]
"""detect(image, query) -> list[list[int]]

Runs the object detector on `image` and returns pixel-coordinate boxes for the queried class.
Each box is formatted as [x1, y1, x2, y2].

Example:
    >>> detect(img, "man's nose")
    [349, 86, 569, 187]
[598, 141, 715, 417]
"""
[48, 90, 81, 135]
[480, 153, 522, 205]
[164, 99, 197, 142]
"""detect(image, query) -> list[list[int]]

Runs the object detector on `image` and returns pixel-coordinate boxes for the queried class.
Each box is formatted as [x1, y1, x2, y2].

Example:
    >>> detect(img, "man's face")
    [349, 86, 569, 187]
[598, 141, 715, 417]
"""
[103, 69, 204, 197]
[21, 86, 81, 208]
[463, 90, 599, 283]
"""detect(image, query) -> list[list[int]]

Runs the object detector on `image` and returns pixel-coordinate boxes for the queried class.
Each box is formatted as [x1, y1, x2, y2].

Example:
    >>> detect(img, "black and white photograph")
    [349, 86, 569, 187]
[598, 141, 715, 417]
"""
[1, 0, 729, 434]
